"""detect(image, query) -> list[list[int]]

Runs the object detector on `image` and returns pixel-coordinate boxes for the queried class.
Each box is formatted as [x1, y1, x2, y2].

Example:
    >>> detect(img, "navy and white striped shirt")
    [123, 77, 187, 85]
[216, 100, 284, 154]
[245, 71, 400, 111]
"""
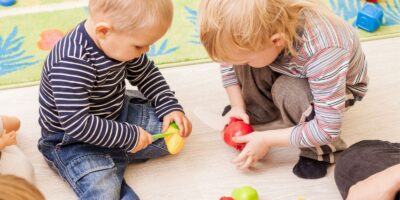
[39, 22, 183, 151]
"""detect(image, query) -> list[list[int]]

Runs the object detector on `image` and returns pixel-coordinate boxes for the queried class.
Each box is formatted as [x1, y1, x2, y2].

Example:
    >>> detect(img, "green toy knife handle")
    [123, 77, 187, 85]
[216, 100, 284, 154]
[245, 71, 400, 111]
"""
[152, 132, 175, 140]
[151, 123, 180, 140]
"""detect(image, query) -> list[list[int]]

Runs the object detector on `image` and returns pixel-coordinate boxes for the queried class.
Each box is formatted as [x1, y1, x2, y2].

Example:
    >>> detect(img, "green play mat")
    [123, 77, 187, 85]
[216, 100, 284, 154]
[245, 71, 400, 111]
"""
[0, 0, 399, 90]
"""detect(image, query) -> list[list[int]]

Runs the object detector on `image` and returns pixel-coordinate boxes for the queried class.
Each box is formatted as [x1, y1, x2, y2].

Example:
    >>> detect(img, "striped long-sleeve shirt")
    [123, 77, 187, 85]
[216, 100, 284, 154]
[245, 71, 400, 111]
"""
[39, 22, 183, 151]
[221, 11, 368, 148]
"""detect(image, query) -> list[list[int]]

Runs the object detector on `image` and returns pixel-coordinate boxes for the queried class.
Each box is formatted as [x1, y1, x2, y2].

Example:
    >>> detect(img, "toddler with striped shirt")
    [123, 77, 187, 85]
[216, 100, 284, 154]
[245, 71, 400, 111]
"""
[37, 0, 191, 199]
[199, 0, 368, 179]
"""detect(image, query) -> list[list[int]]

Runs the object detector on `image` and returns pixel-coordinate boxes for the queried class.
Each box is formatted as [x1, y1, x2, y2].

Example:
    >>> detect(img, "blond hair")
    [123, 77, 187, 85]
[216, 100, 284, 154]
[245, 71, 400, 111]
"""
[199, 0, 340, 63]
[89, 0, 173, 32]
[0, 174, 45, 200]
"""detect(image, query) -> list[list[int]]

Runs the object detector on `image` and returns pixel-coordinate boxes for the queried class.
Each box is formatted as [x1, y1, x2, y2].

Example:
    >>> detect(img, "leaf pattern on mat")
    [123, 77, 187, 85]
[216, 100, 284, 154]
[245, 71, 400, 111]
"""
[147, 39, 179, 57]
[328, 0, 400, 26]
[0, 27, 38, 76]
[184, 6, 200, 44]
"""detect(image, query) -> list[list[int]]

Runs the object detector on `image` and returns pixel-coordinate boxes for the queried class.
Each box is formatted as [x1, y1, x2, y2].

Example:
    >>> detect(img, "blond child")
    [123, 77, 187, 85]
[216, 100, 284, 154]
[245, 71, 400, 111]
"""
[199, 0, 368, 179]
[38, 0, 192, 199]
[0, 174, 45, 200]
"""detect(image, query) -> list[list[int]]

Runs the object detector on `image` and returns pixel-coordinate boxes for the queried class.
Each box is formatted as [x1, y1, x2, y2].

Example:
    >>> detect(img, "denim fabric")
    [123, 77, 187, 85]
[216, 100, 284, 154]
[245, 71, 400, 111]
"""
[38, 91, 170, 200]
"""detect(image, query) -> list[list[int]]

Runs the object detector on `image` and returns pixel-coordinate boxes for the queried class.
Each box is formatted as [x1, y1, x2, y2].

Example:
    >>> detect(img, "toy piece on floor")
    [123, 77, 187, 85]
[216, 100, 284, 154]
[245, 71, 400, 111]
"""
[220, 186, 259, 200]
[232, 186, 259, 200]
[152, 123, 184, 154]
[366, 0, 377, 3]
[0, 0, 16, 7]
[219, 197, 234, 200]
[355, 4, 384, 32]
[223, 117, 254, 151]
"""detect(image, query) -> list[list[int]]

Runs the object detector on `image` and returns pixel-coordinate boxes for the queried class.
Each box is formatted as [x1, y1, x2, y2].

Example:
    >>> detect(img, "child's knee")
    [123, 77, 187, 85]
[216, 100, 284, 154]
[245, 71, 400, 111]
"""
[149, 139, 170, 157]
[123, 94, 162, 134]
[75, 168, 122, 199]
[271, 76, 312, 110]
[64, 154, 123, 199]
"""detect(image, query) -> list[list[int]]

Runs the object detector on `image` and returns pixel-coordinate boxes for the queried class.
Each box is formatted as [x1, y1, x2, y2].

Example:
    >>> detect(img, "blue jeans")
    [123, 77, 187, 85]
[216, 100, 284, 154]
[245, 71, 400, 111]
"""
[38, 91, 170, 200]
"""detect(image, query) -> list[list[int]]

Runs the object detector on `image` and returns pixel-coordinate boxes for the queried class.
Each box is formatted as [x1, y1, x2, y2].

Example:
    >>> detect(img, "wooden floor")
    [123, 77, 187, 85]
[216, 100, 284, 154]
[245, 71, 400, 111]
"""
[0, 37, 399, 200]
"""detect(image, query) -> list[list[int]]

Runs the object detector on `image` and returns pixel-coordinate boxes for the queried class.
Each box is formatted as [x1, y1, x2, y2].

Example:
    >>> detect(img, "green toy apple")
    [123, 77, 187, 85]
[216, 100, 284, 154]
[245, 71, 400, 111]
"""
[231, 186, 259, 200]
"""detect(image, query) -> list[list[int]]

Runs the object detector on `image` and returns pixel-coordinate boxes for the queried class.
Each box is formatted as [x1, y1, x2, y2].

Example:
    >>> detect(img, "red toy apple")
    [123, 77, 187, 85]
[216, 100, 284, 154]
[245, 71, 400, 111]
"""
[223, 117, 254, 151]
[219, 197, 234, 200]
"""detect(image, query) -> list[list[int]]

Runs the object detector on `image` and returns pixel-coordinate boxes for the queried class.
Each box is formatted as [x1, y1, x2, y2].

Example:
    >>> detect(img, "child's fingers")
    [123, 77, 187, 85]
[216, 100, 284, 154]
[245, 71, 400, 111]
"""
[182, 118, 192, 137]
[180, 118, 187, 137]
[239, 156, 254, 169]
[232, 150, 247, 164]
[249, 157, 258, 168]
[133, 128, 150, 153]
[232, 135, 248, 143]
[174, 118, 185, 137]
[162, 118, 171, 133]
[9, 131, 16, 137]
[242, 114, 250, 124]
[4, 131, 16, 139]
[147, 133, 153, 144]
[11, 138, 17, 145]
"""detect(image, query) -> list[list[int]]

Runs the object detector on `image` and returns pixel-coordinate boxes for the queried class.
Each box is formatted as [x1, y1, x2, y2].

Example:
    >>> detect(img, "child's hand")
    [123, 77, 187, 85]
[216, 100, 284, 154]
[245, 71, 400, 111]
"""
[162, 111, 192, 138]
[225, 105, 250, 124]
[130, 127, 153, 153]
[0, 130, 17, 147]
[231, 131, 270, 169]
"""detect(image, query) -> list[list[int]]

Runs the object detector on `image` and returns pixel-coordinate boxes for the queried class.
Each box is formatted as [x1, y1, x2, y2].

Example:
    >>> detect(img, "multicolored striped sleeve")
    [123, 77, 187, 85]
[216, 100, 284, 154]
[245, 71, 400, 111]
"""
[290, 48, 351, 147]
[220, 63, 239, 87]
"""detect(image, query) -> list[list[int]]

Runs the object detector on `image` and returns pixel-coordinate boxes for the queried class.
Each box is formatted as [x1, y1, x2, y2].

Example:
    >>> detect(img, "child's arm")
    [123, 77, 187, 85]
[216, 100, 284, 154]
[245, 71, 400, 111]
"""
[50, 57, 143, 152]
[226, 85, 245, 108]
[131, 127, 153, 153]
[225, 85, 250, 123]
[221, 64, 249, 123]
[126, 54, 191, 136]
[290, 48, 352, 148]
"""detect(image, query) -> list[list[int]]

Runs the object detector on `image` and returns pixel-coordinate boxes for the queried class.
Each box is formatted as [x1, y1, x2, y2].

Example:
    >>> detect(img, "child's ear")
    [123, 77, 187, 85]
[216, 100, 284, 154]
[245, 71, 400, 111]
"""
[270, 33, 285, 47]
[95, 22, 112, 39]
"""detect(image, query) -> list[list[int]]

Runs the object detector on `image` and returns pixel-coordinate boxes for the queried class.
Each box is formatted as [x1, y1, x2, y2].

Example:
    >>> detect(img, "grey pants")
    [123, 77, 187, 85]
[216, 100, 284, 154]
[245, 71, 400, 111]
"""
[234, 65, 348, 163]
